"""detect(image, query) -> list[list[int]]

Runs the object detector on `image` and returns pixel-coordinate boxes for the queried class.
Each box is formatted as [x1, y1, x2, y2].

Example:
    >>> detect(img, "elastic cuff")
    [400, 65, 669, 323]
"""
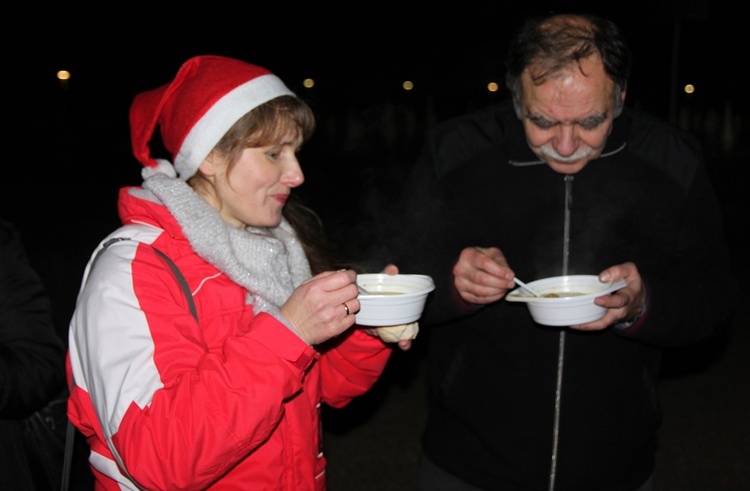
[613, 294, 649, 332]
[450, 274, 483, 312]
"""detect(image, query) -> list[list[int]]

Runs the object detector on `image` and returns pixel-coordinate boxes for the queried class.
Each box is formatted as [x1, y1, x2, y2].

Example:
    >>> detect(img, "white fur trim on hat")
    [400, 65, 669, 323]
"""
[174, 74, 294, 180]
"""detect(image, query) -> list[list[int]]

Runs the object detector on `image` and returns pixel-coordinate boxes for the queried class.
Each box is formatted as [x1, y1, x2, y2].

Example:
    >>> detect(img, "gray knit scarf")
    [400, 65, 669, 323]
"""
[142, 173, 311, 337]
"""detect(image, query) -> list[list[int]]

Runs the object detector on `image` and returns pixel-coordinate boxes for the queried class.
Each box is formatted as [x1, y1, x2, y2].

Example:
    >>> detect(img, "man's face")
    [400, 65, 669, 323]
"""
[518, 54, 624, 174]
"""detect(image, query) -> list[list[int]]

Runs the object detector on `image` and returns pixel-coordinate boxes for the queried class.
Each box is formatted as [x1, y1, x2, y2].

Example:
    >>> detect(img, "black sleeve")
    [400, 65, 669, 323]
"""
[0, 218, 66, 418]
[617, 113, 739, 345]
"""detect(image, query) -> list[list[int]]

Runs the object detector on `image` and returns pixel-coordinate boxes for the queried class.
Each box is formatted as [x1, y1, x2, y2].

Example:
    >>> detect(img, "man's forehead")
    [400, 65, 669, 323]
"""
[519, 62, 616, 120]
[523, 52, 611, 87]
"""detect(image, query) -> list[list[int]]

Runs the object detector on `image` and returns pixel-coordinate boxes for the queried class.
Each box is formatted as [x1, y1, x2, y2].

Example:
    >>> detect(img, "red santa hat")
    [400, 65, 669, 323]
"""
[130, 55, 295, 180]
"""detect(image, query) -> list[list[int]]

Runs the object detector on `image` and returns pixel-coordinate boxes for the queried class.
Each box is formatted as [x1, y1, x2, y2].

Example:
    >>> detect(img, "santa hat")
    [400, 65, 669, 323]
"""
[130, 55, 295, 181]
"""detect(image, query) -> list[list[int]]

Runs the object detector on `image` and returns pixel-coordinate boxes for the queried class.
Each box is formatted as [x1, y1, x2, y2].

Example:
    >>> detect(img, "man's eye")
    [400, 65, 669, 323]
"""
[579, 121, 602, 131]
[577, 116, 606, 130]
[534, 120, 556, 130]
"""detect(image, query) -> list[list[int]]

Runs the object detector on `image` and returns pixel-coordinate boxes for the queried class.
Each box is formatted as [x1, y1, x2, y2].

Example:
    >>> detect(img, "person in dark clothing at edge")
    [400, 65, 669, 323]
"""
[374, 12, 738, 491]
[0, 217, 66, 490]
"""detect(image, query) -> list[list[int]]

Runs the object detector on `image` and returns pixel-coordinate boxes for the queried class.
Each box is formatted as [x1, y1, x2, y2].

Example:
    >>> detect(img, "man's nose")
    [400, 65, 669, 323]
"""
[553, 125, 579, 157]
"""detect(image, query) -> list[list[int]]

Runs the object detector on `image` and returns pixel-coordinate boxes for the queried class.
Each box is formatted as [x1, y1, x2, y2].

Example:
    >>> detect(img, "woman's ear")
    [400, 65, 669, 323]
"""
[198, 155, 218, 177]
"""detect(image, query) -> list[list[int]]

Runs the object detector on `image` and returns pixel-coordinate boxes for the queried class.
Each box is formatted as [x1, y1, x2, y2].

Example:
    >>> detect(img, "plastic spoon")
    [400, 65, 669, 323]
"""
[513, 277, 542, 297]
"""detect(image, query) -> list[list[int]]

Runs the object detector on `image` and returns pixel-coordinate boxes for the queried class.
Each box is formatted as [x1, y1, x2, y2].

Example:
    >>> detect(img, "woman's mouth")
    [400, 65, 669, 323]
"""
[273, 194, 290, 205]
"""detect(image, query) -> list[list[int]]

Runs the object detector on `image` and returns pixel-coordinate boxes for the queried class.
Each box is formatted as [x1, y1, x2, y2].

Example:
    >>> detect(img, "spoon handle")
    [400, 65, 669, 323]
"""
[357, 284, 370, 295]
[513, 277, 542, 297]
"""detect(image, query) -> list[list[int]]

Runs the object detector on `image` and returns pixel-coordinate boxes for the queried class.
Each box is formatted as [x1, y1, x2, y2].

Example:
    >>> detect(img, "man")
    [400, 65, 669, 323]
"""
[382, 13, 738, 491]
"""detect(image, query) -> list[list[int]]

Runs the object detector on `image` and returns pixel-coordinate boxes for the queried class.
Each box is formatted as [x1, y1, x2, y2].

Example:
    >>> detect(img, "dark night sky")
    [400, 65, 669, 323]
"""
[5, 1, 745, 137]
[7, 1, 745, 109]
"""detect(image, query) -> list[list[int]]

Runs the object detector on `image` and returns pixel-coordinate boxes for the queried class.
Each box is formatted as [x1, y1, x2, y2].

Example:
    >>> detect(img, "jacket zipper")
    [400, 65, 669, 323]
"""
[548, 174, 574, 491]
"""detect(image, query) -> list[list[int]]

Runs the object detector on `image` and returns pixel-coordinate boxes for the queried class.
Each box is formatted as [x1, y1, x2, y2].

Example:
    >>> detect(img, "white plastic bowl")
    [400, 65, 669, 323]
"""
[505, 275, 627, 326]
[355, 274, 435, 327]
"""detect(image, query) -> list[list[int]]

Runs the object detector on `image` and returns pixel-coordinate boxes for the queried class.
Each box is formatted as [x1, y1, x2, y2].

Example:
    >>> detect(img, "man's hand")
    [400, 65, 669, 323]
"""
[453, 247, 517, 304]
[570, 262, 646, 331]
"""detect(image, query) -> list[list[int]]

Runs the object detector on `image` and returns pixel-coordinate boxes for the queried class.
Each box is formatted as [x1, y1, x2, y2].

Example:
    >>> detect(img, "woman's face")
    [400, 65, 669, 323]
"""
[199, 130, 305, 228]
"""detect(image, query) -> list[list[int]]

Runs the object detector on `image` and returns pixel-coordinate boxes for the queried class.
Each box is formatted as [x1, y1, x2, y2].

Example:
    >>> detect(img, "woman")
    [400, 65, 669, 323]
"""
[67, 55, 406, 490]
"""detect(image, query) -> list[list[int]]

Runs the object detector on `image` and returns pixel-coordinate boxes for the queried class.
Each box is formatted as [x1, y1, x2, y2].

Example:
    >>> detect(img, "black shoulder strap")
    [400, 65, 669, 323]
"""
[61, 419, 75, 491]
[93, 237, 198, 322]
[150, 246, 198, 323]
[62, 237, 197, 490]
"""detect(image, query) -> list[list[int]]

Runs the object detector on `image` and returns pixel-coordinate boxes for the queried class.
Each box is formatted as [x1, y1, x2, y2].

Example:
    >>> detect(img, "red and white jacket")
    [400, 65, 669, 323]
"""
[67, 186, 392, 490]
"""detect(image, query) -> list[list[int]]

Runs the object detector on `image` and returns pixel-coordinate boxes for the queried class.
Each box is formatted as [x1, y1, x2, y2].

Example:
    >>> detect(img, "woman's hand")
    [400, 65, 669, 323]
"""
[362, 263, 415, 350]
[281, 269, 360, 345]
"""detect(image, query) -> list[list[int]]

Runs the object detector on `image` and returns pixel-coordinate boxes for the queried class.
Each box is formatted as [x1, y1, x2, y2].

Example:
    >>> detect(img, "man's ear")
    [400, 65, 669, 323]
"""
[614, 85, 627, 117]
[512, 96, 523, 120]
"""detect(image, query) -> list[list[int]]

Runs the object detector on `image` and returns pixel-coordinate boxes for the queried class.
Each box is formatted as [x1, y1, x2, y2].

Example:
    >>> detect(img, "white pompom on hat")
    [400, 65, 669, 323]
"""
[130, 55, 295, 181]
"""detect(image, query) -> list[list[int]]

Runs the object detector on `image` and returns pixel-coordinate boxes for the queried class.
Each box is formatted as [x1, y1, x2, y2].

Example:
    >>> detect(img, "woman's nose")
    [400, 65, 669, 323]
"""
[282, 158, 305, 187]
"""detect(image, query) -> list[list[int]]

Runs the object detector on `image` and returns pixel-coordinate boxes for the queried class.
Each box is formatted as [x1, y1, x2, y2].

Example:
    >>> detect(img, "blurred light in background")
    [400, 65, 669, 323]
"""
[303, 78, 315, 89]
[402, 80, 414, 91]
[684, 83, 695, 94]
[57, 69, 71, 89]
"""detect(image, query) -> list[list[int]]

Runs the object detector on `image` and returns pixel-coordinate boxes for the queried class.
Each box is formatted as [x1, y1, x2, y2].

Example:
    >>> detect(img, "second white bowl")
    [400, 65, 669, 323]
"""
[505, 274, 627, 326]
